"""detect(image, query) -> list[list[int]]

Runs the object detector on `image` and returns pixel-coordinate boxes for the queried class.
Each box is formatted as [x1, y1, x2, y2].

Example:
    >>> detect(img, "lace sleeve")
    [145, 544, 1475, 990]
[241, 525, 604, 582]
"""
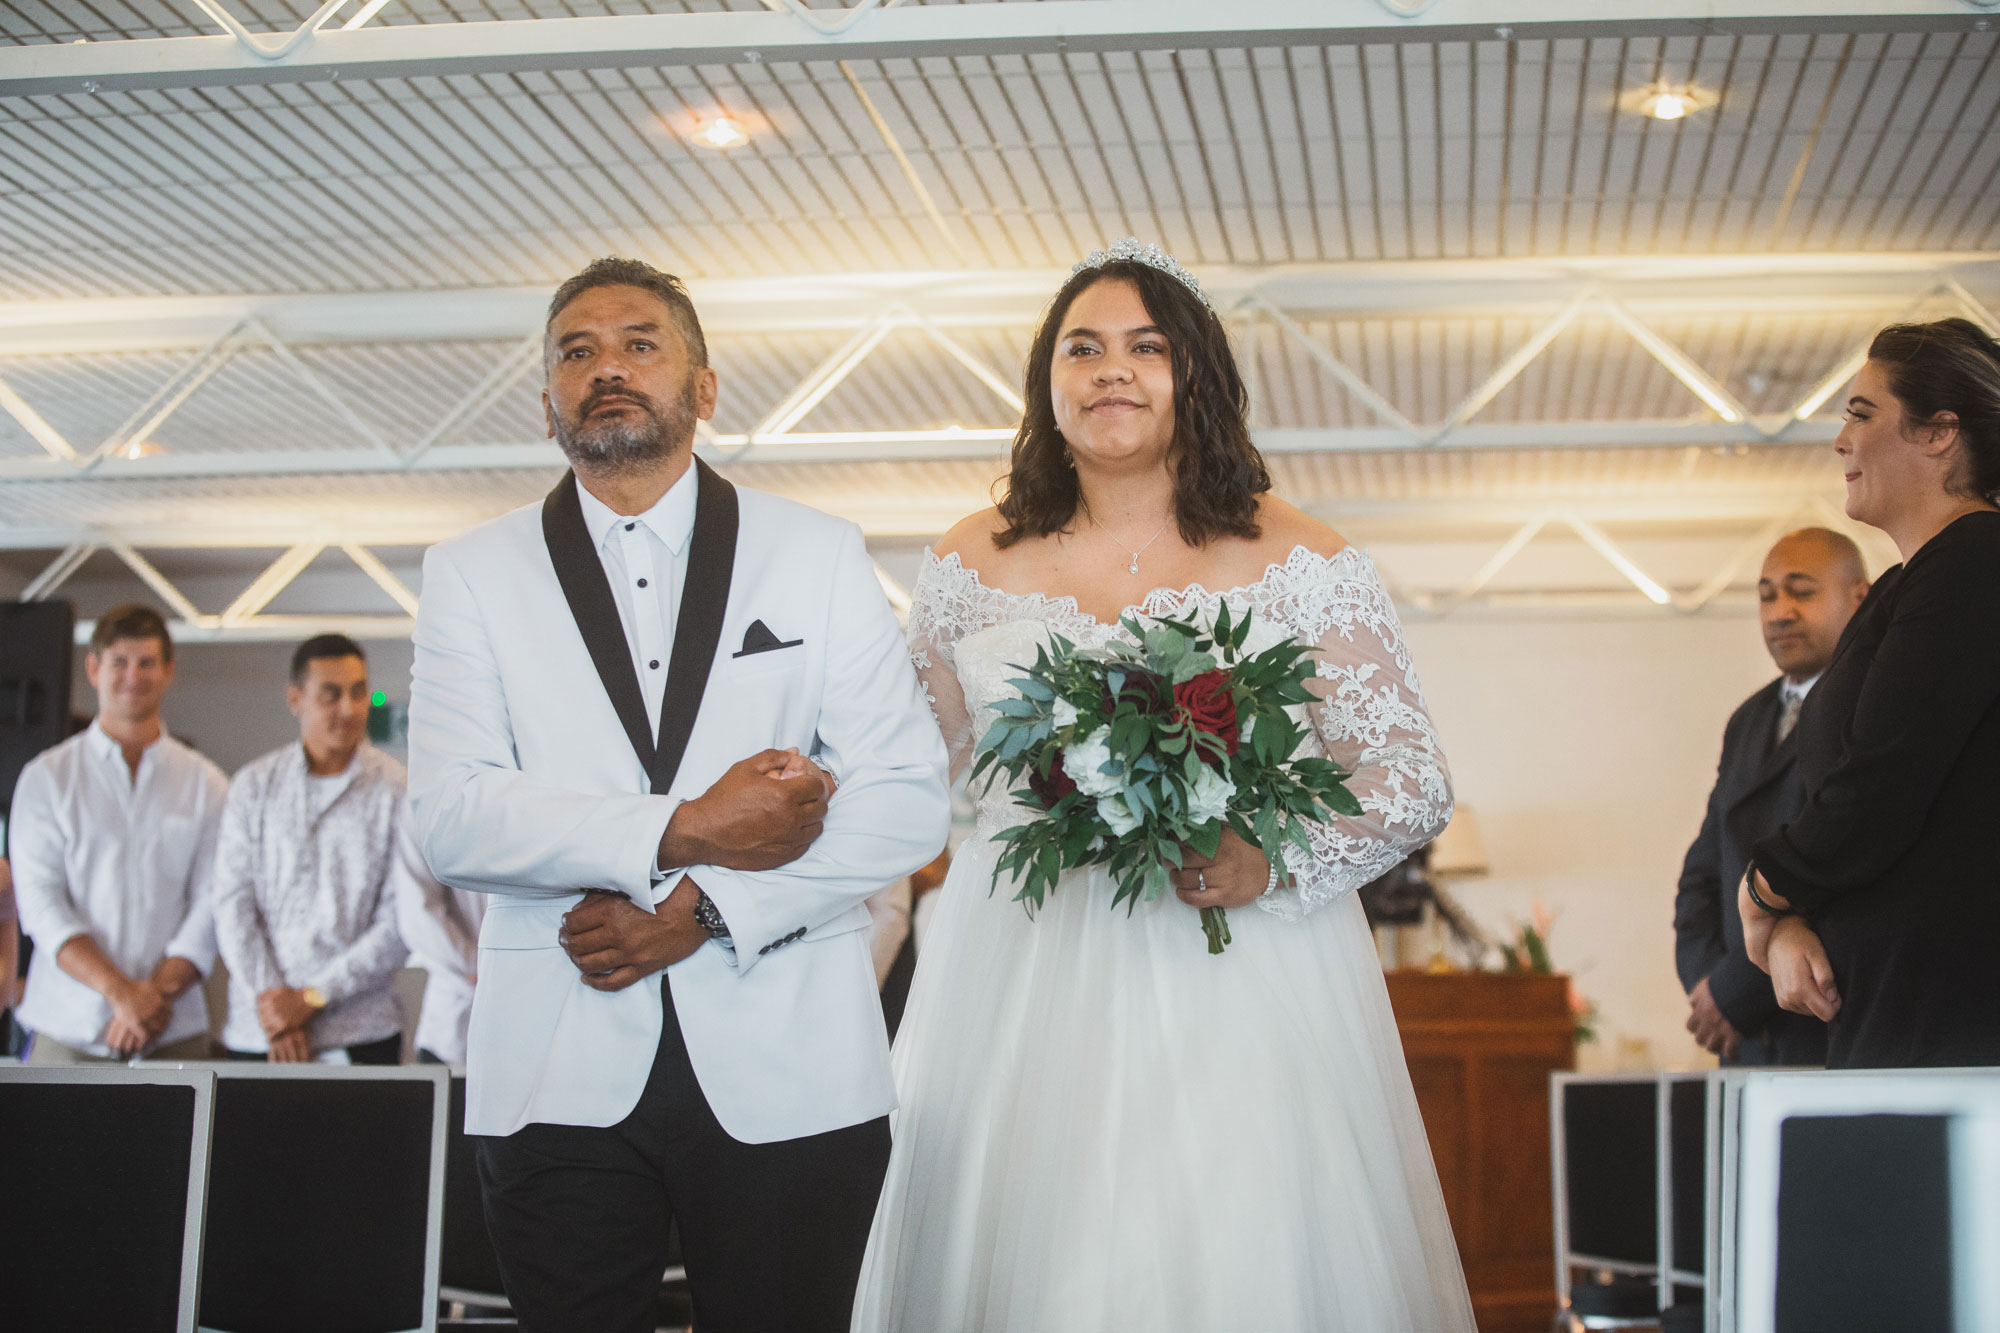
[907, 551, 988, 784]
[1258, 551, 1454, 921]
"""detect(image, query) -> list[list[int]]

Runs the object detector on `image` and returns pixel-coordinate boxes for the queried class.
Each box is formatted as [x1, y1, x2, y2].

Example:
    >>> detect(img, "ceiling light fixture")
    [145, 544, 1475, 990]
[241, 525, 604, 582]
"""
[1623, 83, 1713, 123]
[692, 117, 750, 151]
[1643, 90, 1695, 121]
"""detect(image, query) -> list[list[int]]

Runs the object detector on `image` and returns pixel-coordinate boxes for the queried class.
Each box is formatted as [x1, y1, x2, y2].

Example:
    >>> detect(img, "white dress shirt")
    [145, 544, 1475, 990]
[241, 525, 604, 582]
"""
[210, 742, 412, 1053]
[8, 722, 226, 1055]
[1776, 671, 1821, 745]
[576, 469, 698, 902]
[576, 469, 692, 745]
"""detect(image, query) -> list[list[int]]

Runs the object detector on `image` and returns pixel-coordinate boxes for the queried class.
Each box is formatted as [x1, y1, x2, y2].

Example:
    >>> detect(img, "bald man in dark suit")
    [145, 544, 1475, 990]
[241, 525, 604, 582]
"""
[1673, 529, 1867, 1065]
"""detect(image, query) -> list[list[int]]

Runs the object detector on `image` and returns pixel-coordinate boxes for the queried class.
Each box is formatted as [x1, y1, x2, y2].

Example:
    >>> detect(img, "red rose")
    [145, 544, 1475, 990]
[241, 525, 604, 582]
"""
[1027, 751, 1078, 809]
[1174, 670, 1239, 764]
[1100, 672, 1165, 719]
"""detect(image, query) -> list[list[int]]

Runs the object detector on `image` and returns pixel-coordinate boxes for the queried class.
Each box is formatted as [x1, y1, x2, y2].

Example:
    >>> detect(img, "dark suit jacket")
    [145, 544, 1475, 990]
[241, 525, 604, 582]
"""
[1673, 677, 1828, 1066]
[1753, 511, 2000, 1069]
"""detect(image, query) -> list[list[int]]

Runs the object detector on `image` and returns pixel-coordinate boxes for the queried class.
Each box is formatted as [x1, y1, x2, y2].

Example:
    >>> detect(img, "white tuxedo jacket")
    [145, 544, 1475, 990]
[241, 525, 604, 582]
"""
[407, 469, 949, 1141]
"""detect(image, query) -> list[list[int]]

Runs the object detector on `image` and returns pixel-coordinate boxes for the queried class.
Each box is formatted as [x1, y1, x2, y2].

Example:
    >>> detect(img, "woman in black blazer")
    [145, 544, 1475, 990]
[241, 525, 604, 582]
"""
[1740, 317, 2000, 1068]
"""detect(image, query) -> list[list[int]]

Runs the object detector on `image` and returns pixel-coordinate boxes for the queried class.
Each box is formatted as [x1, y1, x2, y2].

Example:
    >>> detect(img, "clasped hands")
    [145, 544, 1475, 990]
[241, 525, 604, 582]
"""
[101, 956, 199, 1057]
[1737, 870, 1842, 1023]
[256, 986, 322, 1063]
[1165, 826, 1271, 910]
[558, 748, 833, 993]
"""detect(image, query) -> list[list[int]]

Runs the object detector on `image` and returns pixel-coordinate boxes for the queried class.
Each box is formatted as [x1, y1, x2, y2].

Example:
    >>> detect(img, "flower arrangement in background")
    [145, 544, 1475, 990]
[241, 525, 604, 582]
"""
[1500, 899, 1599, 1046]
[971, 605, 1359, 953]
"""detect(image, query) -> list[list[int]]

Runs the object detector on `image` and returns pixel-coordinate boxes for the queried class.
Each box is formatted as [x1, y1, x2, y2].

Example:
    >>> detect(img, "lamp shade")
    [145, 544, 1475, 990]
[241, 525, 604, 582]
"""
[1428, 807, 1489, 878]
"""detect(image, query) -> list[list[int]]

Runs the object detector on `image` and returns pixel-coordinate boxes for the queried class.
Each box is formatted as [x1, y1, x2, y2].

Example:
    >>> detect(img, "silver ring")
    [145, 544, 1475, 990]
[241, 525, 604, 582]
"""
[1197, 871, 1209, 893]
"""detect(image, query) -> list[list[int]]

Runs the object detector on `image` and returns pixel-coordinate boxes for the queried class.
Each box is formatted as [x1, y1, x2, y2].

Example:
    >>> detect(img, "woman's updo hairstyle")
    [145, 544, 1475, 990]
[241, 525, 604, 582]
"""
[1867, 316, 2000, 505]
[993, 258, 1271, 549]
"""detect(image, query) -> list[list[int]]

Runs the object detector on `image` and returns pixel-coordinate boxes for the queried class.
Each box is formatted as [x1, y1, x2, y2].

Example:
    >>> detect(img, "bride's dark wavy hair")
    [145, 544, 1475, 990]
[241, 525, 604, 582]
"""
[993, 260, 1271, 549]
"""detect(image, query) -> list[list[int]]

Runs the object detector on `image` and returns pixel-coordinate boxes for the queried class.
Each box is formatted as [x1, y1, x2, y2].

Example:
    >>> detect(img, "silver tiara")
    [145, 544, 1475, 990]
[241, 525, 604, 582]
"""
[1072, 238, 1209, 309]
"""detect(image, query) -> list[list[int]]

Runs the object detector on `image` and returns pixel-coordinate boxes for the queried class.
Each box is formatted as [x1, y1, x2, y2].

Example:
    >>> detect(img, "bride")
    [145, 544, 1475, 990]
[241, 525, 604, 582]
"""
[850, 241, 1476, 1333]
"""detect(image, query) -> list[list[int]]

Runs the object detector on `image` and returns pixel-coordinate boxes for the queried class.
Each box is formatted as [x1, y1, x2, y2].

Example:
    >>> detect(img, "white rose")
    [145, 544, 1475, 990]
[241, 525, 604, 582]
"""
[1051, 697, 1079, 730]
[1186, 763, 1237, 825]
[1063, 728, 1123, 798]
[1096, 792, 1143, 836]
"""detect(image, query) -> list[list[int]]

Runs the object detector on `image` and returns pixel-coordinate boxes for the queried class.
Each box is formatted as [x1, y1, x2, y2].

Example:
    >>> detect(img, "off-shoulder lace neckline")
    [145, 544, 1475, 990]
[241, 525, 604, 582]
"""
[919, 542, 1371, 626]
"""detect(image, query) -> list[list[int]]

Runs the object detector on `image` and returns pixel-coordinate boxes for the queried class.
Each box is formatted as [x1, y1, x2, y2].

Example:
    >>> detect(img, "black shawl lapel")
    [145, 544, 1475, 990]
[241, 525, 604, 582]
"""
[541, 458, 739, 794]
[652, 457, 737, 794]
[544, 470, 654, 778]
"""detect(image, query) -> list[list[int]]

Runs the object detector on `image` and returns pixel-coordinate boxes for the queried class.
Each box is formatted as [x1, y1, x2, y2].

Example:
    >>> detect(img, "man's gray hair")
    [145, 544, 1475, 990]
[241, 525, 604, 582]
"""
[545, 257, 708, 369]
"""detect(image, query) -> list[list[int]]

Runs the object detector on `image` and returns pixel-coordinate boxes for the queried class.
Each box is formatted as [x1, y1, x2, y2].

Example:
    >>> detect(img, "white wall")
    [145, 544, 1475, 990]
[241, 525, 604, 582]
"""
[67, 638, 414, 776]
[1404, 611, 1777, 1072]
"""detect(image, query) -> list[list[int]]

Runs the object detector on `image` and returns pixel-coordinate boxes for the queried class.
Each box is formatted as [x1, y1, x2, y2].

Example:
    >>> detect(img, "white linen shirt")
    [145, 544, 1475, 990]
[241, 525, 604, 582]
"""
[8, 722, 226, 1055]
[210, 742, 412, 1053]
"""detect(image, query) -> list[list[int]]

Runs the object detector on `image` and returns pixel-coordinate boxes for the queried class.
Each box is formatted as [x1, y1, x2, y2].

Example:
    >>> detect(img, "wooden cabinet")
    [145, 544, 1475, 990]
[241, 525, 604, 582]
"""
[1385, 971, 1576, 1333]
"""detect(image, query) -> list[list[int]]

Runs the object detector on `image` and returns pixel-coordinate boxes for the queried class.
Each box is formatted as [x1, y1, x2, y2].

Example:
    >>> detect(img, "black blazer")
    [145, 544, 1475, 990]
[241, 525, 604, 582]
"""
[1753, 510, 2000, 1068]
[1673, 678, 1827, 1065]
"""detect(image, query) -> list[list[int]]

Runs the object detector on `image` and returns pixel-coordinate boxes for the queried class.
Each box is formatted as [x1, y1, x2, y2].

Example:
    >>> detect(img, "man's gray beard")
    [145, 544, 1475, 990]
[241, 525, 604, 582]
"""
[553, 385, 697, 474]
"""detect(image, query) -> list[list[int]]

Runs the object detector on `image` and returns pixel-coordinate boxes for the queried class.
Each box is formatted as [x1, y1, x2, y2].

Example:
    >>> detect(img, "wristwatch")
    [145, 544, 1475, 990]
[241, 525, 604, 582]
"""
[301, 986, 328, 1010]
[692, 888, 733, 942]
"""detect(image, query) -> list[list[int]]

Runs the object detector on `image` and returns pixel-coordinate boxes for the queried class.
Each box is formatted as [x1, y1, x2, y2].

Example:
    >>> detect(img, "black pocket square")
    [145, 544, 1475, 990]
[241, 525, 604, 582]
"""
[733, 618, 804, 658]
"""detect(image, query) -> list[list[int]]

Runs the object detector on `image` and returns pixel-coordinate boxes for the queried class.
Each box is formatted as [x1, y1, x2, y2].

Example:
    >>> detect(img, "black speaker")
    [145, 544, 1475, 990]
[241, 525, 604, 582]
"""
[1, 600, 75, 824]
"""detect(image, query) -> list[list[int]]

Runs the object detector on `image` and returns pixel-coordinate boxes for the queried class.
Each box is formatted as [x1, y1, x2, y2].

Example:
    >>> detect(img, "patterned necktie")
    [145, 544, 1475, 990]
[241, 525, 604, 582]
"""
[1776, 689, 1804, 745]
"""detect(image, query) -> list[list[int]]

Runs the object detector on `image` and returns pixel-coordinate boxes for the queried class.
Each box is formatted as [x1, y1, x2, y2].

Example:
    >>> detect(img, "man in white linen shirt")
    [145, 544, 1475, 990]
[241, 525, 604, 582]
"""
[407, 258, 949, 1333]
[212, 634, 411, 1064]
[10, 605, 225, 1063]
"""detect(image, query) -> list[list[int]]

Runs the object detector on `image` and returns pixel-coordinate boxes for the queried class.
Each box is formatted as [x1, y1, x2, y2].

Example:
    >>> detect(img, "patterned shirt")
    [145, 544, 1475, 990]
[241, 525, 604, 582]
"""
[211, 742, 411, 1053]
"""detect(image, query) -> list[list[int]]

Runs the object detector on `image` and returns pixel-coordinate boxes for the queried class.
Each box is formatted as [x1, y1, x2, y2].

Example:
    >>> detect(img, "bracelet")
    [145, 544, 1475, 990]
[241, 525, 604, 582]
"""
[1743, 866, 1794, 918]
[1261, 860, 1283, 897]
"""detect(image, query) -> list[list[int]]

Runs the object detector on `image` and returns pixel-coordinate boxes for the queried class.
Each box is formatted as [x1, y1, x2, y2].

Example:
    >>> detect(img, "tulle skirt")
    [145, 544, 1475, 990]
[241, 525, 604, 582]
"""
[851, 834, 1478, 1333]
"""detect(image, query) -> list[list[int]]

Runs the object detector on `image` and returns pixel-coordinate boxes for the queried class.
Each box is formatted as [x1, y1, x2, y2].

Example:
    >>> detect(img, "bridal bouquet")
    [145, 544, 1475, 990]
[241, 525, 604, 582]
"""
[970, 604, 1361, 954]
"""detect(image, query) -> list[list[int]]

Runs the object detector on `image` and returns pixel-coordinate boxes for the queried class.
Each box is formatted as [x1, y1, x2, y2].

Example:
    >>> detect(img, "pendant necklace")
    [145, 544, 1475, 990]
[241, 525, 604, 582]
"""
[1091, 510, 1171, 575]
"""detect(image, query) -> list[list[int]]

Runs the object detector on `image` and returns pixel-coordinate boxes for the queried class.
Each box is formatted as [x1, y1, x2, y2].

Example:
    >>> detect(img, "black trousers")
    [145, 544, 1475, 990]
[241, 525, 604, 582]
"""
[476, 977, 891, 1333]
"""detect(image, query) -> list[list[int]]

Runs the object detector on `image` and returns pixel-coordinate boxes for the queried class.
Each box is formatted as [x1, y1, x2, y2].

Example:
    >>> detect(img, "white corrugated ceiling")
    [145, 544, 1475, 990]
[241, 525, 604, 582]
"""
[0, 1, 1994, 618]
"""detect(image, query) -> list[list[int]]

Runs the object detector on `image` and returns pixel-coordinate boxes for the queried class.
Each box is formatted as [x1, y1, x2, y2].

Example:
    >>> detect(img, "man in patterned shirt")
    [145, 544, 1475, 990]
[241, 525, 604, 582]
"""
[212, 634, 416, 1063]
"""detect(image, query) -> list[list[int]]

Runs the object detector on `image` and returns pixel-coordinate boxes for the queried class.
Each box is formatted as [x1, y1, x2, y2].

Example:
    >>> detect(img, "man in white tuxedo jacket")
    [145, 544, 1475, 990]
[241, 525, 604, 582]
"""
[407, 257, 950, 1333]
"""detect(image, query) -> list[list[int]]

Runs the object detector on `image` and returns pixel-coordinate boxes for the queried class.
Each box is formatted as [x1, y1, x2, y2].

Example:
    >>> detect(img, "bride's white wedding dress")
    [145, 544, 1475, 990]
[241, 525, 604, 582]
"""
[850, 545, 1477, 1333]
